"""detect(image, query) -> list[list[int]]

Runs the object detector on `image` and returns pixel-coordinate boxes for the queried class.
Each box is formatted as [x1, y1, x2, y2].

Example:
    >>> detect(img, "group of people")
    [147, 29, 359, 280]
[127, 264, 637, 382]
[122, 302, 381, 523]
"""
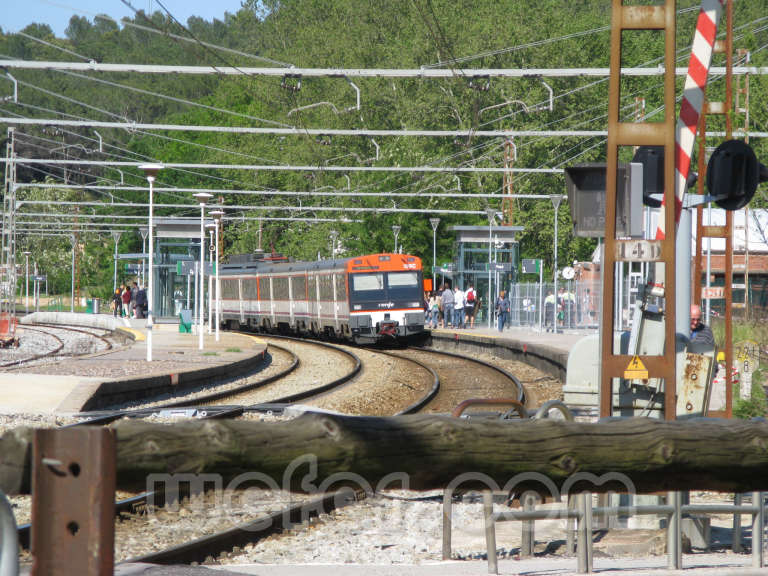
[111, 281, 148, 319]
[425, 284, 480, 329]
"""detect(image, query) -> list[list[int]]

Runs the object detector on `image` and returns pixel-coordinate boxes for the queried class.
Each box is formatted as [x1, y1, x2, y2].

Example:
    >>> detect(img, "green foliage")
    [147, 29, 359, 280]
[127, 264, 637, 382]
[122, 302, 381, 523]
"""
[733, 368, 767, 420]
[3, 0, 768, 283]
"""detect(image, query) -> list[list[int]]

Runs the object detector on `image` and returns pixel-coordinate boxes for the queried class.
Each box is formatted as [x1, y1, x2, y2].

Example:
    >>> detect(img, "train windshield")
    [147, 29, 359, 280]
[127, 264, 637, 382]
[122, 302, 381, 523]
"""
[349, 271, 422, 309]
[385, 271, 420, 300]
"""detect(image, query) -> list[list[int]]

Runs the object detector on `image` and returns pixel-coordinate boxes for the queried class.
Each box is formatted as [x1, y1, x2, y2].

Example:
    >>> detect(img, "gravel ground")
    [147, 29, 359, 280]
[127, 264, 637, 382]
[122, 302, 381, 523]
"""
[218, 338, 359, 406]
[0, 325, 118, 368]
[305, 345, 434, 416]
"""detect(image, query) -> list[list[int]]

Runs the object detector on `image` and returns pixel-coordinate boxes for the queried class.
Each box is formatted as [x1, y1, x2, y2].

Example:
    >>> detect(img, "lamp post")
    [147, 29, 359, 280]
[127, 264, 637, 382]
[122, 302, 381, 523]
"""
[392, 225, 401, 253]
[111, 230, 122, 293]
[139, 163, 163, 362]
[550, 195, 562, 334]
[22, 251, 30, 310]
[210, 209, 224, 342]
[429, 218, 440, 289]
[69, 235, 76, 313]
[329, 230, 338, 259]
[486, 209, 496, 328]
[193, 192, 213, 351]
[139, 227, 148, 287]
[206, 225, 215, 335]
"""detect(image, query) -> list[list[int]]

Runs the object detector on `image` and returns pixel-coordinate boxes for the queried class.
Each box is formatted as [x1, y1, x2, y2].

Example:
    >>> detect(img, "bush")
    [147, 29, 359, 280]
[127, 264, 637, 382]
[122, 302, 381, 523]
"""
[733, 367, 767, 419]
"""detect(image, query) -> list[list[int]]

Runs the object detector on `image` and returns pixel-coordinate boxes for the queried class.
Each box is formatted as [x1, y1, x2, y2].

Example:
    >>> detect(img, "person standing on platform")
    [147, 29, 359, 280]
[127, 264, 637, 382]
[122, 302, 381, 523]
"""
[441, 284, 454, 328]
[453, 285, 465, 329]
[112, 288, 122, 317]
[130, 281, 139, 318]
[544, 290, 556, 332]
[135, 285, 147, 319]
[464, 284, 476, 329]
[690, 304, 715, 347]
[495, 290, 510, 332]
[121, 284, 131, 317]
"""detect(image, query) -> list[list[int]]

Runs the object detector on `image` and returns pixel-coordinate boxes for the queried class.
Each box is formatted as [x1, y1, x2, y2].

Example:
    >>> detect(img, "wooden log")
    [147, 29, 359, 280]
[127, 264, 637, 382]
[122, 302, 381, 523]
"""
[3, 414, 768, 495]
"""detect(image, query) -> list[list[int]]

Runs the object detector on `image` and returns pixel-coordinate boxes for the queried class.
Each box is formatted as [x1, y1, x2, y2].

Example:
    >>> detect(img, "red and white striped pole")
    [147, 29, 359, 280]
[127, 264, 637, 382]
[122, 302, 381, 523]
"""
[655, 0, 723, 241]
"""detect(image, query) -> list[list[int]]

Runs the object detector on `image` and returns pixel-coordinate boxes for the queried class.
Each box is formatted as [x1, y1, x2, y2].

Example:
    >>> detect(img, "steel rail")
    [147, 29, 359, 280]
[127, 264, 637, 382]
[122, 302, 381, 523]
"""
[247, 334, 362, 405]
[412, 345, 526, 405]
[0, 325, 63, 368]
[124, 489, 360, 566]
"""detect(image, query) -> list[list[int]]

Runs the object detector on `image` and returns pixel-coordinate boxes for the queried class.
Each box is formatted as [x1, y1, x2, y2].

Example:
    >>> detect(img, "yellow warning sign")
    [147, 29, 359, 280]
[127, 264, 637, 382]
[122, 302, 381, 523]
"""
[624, 355, 649, 380]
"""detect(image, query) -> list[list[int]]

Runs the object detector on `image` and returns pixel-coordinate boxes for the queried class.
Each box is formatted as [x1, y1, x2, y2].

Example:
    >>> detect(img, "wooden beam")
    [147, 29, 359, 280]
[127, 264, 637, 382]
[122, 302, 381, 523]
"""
[3, 414, 768, 495]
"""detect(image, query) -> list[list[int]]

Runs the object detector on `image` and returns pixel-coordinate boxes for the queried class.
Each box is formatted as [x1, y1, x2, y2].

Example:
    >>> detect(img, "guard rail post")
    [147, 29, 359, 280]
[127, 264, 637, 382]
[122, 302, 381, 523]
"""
[521, 494, 535, 557]
[484, 491, 498, 574]
[442, 487, 452, 560]
[734, 493, 743, 553]
[753, 492, 764, 568]
[668, 491, 683, 569]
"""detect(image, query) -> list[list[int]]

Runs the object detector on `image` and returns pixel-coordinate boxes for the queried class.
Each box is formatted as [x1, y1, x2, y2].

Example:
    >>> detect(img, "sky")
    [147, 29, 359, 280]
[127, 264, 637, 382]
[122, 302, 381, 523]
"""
[1, 0, 247, 38]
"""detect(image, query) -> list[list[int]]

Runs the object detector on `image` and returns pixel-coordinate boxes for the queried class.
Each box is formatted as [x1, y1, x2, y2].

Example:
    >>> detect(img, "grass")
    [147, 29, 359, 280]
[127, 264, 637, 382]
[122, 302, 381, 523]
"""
[225, 347, 242, 353]
[203, 351, 218, 356]
[710, 318, 767, 419]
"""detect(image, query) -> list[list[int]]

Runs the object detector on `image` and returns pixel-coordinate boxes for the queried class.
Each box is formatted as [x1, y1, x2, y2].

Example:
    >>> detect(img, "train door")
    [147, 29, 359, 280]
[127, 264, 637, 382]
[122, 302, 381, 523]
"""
[332, 273, 339, 329]
[288, 276, 295, 326]
[238, 278, 245, 324]
[269, 277, 275, 325]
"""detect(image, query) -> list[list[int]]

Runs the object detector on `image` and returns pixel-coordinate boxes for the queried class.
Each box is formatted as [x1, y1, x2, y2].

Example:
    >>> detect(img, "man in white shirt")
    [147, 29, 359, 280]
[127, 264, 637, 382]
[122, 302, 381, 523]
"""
[453, 286, 465, 329]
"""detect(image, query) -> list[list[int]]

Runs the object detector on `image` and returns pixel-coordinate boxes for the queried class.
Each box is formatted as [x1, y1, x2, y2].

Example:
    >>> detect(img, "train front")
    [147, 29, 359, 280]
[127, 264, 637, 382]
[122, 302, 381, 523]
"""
[346, 254, 425, 343]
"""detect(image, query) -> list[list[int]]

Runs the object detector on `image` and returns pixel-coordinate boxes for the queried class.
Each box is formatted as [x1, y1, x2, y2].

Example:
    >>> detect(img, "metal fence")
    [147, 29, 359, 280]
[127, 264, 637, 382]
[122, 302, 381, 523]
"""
[506, 280, 602, 331]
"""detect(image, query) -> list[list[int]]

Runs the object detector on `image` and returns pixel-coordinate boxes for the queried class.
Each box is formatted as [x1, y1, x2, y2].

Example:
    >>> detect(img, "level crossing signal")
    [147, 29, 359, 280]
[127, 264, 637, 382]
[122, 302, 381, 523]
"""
[633, 140, 767, 211]
[706, 139, 767, 211]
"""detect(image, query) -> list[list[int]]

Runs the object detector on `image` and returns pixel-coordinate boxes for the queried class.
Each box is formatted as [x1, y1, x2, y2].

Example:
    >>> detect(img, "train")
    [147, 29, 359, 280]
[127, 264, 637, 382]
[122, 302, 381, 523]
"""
[219, 252, 427, 343]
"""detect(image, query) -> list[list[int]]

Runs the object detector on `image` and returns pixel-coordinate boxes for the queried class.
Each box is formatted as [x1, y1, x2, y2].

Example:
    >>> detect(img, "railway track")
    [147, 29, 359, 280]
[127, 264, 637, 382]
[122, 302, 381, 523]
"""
[0, 324, 114, 368]
[16, 334, 538, 567]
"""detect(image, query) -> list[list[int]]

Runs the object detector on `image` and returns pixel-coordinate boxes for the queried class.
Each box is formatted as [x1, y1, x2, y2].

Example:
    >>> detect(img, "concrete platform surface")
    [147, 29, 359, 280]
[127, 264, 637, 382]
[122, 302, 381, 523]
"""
[1, 313, 268, 414]
[433, 325, 593, 356]
[112, 556, 768, 576]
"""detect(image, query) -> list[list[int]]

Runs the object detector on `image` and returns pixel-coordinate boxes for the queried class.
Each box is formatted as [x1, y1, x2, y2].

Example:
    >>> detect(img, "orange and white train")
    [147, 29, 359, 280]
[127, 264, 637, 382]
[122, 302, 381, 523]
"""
[219, 253, 426, 343]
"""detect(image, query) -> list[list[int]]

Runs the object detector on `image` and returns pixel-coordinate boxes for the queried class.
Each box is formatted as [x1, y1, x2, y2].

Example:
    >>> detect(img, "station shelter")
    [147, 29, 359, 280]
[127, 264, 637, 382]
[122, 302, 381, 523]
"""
[120, 218, 213, 320]
[441, 225, 523, 324]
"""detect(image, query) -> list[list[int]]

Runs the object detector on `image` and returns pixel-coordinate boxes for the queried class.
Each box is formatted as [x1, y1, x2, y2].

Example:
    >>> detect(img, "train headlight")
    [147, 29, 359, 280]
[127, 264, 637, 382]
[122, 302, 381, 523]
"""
[410, 302, 421, 308]
[353, 305, 361, 310]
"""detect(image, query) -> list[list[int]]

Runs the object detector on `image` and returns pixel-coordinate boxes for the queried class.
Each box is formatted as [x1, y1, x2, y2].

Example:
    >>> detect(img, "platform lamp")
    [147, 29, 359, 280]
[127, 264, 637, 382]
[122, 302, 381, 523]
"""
[138, 227, 148, 287]
[22, 250, 30, 310]
[550, 195, 563, 334]
[193, 192, 213, 351]
[329, 230, 338, 259]
[209, 208, 224, 342]
[111, 230, 122, 293]
[392, 225, 401, 254]
[429, 218, 440, 289]
[139, 163, 163, 362]
[486, 208, 496, 329]
[206, 224, 215, 335]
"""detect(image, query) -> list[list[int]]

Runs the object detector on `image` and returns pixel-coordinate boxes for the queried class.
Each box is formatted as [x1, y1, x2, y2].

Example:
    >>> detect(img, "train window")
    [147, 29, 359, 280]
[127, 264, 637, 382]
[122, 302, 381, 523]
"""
[273, 277, 289, 301]
[351, 273, 384, 292]
[387, 272, 418, 287]
[221, 279, 239, 299]
[308, 276, 317, 302]
[242, 277, 258, 299]
[334, 274, 347, 300]
[386, 271, 422, 302]
[318, 274, 334, 301]
[292, 275, 307, 299]
[258, 277, 271, 300]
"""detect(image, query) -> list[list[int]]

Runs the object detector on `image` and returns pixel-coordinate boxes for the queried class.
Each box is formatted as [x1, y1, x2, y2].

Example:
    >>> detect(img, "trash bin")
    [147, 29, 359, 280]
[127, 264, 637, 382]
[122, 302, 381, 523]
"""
[92, 298, 101, 314]
[86, 298, 93, 314]
[179, 309, 192, 333]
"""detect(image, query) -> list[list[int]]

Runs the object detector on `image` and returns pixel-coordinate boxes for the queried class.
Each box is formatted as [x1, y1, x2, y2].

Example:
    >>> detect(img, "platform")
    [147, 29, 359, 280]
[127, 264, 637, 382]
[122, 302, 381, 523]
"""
[0, 313, 268, 414]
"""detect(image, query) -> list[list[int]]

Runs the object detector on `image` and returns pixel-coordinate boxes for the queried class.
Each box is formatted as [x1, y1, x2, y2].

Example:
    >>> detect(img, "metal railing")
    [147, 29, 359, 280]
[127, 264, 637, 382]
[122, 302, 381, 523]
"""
[484, 491, 765, 574]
